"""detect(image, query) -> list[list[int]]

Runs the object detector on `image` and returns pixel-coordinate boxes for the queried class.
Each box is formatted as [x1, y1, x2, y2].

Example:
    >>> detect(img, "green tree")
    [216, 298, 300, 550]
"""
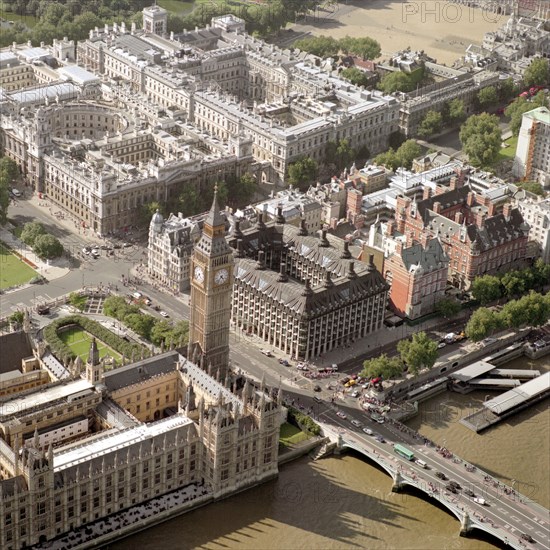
[505, 97, 534, 136]
[103, 296, 140, 319]
[516, 181, 545, 196]
[361, 354, 403, 380]
[435, 298, 461, 318]
[523, 58, 549, 88]
[520, 292, 550, 327]
[379, 71, 416, 94]
[293, 36, 339, 58]
[287, 157, 318, 189]
[139, 201, 165, 226]
[477, 86, 499, 109]
[499, 77, 517, 101]
[68, 292, 87, 311]
[42, 2, 69, 26]
[177, 185, 201, 217]
[447, 98, 466, 123]
[18, 223, 37, 246]
[125, 313, 156, 340]
[459, 113, 501, 168]
[417, 110, 443, 138]
[339, 36, 381, 60]
[471, 275, 503, 305]
[9, 310, 24, 326]
[336, 139, 355, 170]
[464, 307, 500, 341]
[396, 139, 422, 169]
[33, 234, 63, 259]
[396, 332, 438, 376]
[171, 320, 189, 347]
[0, 156, 18, 224]
[501, 270, 525, 298]
[340, 67, 369, 87]
[150, 319, 173, 347]
[532, 258, 550, 289]
[227, 173, 257, 206]
[373, 148, 400, 171]
[0, 156, 19, 182]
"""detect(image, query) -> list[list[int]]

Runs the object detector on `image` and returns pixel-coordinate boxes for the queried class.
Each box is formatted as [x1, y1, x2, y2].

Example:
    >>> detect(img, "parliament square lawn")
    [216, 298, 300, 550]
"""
[58, 326, 121, 368]
[0, 242, 37, 289]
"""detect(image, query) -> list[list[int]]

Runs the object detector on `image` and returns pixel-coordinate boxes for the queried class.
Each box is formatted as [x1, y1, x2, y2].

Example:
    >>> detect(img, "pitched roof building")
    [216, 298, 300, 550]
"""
[393, 175, 529, 289]
[228, 211, 388, 360]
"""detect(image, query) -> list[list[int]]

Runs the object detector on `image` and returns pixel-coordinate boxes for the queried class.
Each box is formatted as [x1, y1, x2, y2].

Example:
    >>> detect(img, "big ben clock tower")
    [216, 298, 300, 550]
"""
[188, 186, 233, 378]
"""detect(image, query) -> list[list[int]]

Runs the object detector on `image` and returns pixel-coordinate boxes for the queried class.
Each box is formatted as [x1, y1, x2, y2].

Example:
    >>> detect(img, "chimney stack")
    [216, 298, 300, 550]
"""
[386, 219, 396, 237]
[466, 191, 475, 207]
[449, 176, 457, 190]
[348, 261, 357, 279]
[487, 202, 496, 217]
[423, 187, 431, 200]
[454, 211, 464, 224]
[320, 228, 330, 247]
[341, 241, 352, 259]
[256, 250, 265, 269]
[367, 253, 375, 271]
[433, 202, 442, 214]
[503, 203, 512, 220]
[236, 239, 244, 258]
[277, 262, 288, 282]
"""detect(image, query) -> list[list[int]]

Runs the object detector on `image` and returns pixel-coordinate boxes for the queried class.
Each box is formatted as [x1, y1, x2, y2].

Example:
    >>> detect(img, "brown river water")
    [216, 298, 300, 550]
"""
[112, 356, 549, 550]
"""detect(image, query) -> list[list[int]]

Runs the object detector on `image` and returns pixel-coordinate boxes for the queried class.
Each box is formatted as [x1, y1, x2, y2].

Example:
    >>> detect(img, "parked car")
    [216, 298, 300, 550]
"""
[313, 385, 322, 392]
[160, 311, 169, 318]
[313, 396, 322, 403]
[336, 411, 347, 419]
[350, 390, 360, 398]
[37, 305, 50, 315]
[11, 188, 21, 197]
[437, 342, 447, 349]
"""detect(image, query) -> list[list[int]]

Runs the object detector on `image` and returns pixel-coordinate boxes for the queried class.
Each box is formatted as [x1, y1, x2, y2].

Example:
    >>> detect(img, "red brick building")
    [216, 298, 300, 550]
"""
[386, 237, 449, 319]
[393, 176, 529, 289]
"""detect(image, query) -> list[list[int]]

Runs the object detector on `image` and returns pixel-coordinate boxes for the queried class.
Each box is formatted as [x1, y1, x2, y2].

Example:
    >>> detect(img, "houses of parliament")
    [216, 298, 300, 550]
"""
[0, 193, 282, 549]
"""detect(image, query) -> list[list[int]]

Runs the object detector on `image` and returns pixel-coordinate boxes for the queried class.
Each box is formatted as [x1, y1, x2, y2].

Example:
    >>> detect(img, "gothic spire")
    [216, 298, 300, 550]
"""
[204, 184, 225, 229]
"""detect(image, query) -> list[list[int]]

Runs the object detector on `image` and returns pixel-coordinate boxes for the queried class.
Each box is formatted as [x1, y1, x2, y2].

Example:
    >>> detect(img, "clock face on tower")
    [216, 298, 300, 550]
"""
[214, 268, 229, 285]
[194, 266, 204, 283]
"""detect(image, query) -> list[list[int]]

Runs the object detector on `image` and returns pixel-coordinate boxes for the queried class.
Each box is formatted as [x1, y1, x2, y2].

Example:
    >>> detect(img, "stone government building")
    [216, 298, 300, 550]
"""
[0, 193, 282, 549]
[0, 5, 399, 236]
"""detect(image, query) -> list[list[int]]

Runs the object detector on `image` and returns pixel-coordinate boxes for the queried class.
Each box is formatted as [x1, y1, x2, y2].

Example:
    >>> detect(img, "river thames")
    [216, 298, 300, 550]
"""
[112, 355, 549, 550]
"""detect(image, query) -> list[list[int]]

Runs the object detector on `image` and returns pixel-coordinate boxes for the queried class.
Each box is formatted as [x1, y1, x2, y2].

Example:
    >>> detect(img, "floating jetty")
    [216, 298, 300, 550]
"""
[461, 371, 550, 432]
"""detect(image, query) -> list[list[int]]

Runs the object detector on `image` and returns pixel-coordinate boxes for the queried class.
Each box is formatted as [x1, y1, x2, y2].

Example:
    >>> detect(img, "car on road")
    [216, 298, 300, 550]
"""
[313, 396, 322, 403]
[435, 471, 447, 480]
[336, 411, 347, 419]
[463, 489, 475, 497]
[437, 342, 446, 349]
[82, 247, 91, 255]
[122, 242, 132, 248]
[313, 385, 322, 392]
[449, 480, 461, 491]
[520, 534, 535, 543]
[473, 497, 486, 506]
[112, 243, 122, 249]
[160, 311, 169, 318]
[350, 419, 362, 428]
[11, 188, 21, 197]
[91, 248, 100, 258]
[278, 359, 290, 366]
[363, 428, 373, 435]
[446, 484, 458, 494]
[350, 390, 360, 398]
[37, 305, 50, 315]
[375, 435, 386, 443]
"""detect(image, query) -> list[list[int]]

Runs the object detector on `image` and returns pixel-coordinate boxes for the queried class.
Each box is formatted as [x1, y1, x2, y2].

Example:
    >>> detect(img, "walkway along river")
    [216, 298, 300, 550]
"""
[111, 355, 549, 550]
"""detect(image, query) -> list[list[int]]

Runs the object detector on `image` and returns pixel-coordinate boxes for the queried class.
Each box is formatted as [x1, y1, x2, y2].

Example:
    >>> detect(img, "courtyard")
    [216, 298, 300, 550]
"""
[58, 325, 122, 368]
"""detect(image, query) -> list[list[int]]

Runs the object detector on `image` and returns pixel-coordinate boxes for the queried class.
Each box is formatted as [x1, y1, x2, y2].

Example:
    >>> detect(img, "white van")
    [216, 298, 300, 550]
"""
[415, 459, 428, 469]
[132, 292, 142, 300]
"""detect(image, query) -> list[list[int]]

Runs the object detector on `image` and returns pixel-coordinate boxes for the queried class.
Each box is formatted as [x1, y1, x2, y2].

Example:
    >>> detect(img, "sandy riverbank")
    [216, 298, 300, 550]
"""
[292, 0, 505, 65]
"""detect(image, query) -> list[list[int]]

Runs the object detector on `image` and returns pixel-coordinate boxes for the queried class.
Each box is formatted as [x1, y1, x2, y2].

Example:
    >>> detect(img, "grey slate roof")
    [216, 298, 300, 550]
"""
[235, 256, 387, 317]
[0, 331, 34, 373]
[466, 208, 527, 251]
[417, 185, 471, 223]
[400, 238, 449, 271]
[103, 351, 179, 392]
